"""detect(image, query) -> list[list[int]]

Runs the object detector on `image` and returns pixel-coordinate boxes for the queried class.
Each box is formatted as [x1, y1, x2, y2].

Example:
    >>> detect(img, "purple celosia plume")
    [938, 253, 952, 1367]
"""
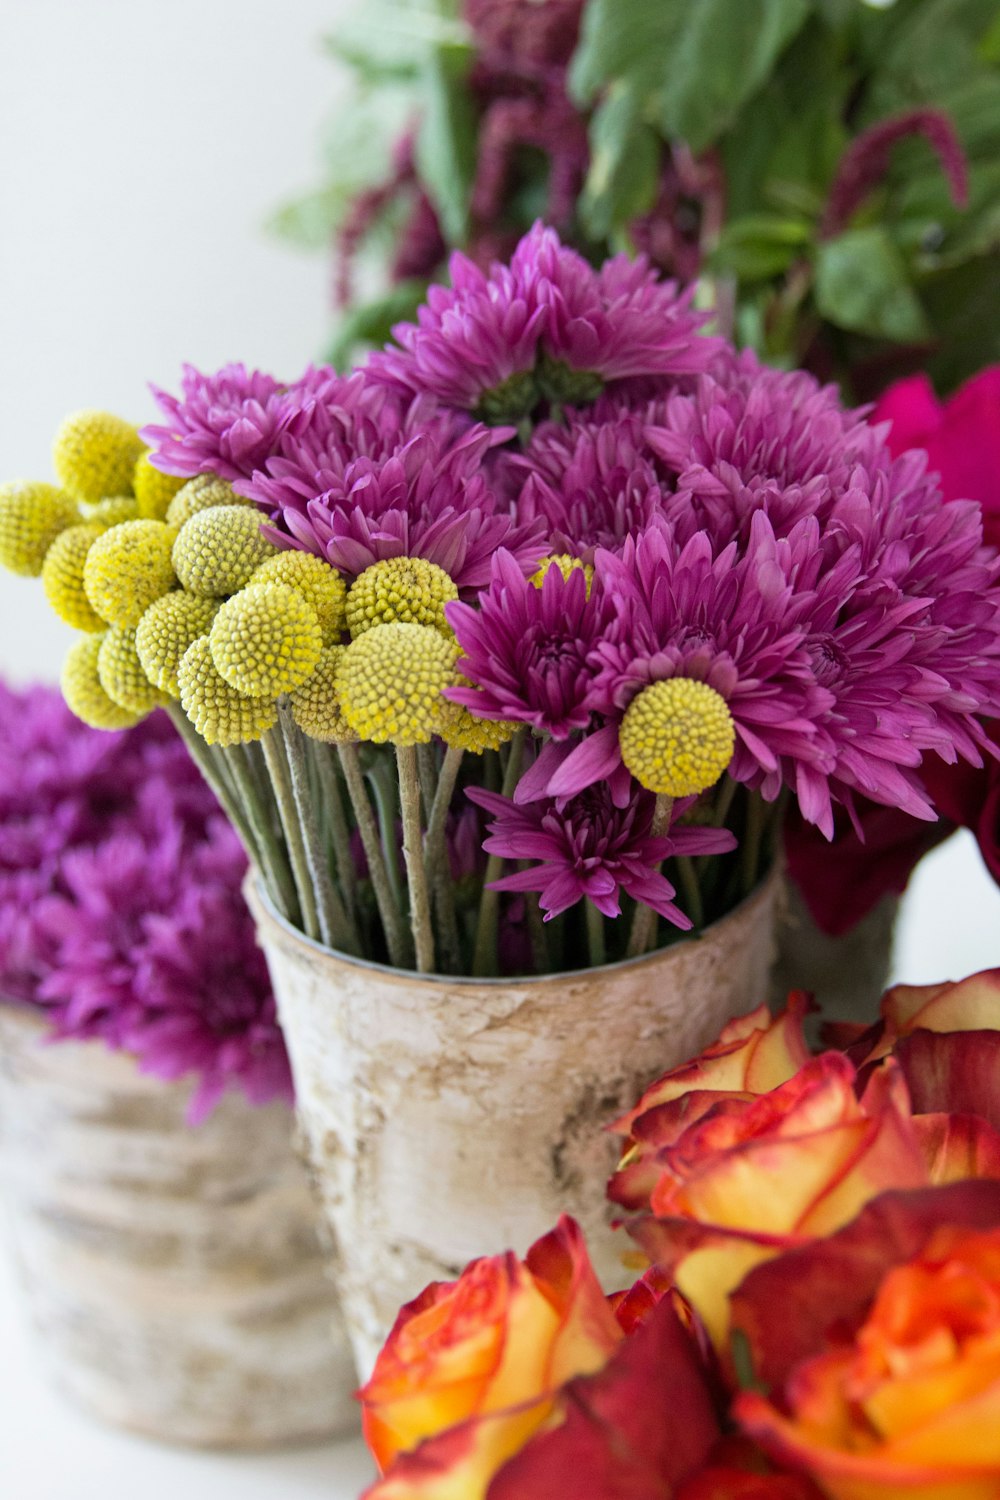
[0, 685, 292, 1121]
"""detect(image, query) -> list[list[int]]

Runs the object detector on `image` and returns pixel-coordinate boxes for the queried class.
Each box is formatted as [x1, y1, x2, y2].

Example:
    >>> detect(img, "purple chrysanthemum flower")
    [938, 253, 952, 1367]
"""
[466, 772, 735, 924]
[366, 222, 717, 421]
[447, 548, 610, 736]
[141, 362, 335, 483]
[246, 378, 544, 589]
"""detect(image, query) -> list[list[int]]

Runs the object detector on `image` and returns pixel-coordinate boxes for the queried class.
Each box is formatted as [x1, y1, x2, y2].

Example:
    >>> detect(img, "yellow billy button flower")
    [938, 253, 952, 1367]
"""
[346, 555, 459, 639]
[440, 677, 519, 754]
[209, 582, 322, 699]
[52, 410, 145, 504]
[252, 551, 347, 645]
[84, 496, 140, 529]
[289, 645, 356, 743]
[135, 592, 220, 697]
[41, 523, 106, 631]
[172, 504, 277, 597]
[165, 474, 251, 528]
[177, 635, 278, 747]
[82, 519, 178, 628]
[61, 635, 145, 730]
[337, 622, 460, 745]
[0, 481, 79, 576]
[620, 678, 736, 797]
[531, 553, 594, 596]
[97, 627, 170, 714]
[132, 453, 186, 520]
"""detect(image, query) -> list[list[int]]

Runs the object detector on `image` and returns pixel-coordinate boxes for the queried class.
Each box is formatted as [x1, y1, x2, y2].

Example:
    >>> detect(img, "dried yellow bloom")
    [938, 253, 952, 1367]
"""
[619, 679, 735, 797]
[133, 453, 186, 520]
[52, 410, 144, 504]
[209, 582, 322, 698]
[82, 519, 178, 628]
[97, 627, 169, 714]
[61, 635, 145, 730]
[0, 481, 79, 576]
[337, 622, 460, 746]
[135, 592, 220, 697]
[346, 556, 459, 639]
[41, 523, 105, 631]
[252, 551, 347, 645]
[177, 635, 278, 746]
[289, 645, 356, 743]
[165, 474, 251, 528]
[172, 505, 276, 597]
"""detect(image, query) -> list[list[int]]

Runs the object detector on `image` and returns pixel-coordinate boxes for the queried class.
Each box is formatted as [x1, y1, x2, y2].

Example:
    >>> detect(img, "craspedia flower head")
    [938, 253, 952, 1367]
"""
[252, 551, 347, 645]
[135, 592, 220, 697]
[52, 410, 145, 504]
[209, 582, 322, 699]
[132, 452, 186, 520]
[289, 645, 356, 743]
[84, 496, 140, 529]
[530, 553, 594, 596]
[41, 523, 106, 631]
[619, 678, 735, 797]
[345, 555, 460, 639]
[439, 679, 519, 754]
[177, 635, 278, 746]
[97, 627, 170, 714]
[60, 634, 145, 730]
[165, 474, 251, 528]
[82, 519, 178, 628]
[337, 622, 460, 745]
[0, 481, 79, 576]
[172, 505, 277, 597]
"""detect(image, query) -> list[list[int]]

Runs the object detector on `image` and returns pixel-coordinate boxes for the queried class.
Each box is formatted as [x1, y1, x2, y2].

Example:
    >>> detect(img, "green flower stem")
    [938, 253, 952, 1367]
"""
[472, 729, 526, 978]
[416, 742, 438, 822]
[314, 742, 359, 924]
[278, 702, 357, 954]
[585, 898, 606, 968]
[165, 704, 259, 868]
[396, 744, 435, 973]
[695, 774, 739, 879]
[261, 726, 320, 943]
[675, 854, 704, 931]
[367, 757, 407, 916]
[338, 742, 410, 967]
[424, 743, 465, 974]
[228, 741, 301, 924]
[626, 794, 674, 960]
[740, 789, 767, 899]
[524, 888, 550, 974]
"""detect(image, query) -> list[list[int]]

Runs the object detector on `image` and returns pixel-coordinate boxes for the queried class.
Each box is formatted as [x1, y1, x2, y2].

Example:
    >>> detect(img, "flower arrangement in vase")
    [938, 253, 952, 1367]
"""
[1, 224, 999, 1367]
[0, 683, 355, 1447]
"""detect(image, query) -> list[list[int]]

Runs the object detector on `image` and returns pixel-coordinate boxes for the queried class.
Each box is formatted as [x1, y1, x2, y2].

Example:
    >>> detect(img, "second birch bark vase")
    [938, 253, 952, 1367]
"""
[248, 869, 779, 1376]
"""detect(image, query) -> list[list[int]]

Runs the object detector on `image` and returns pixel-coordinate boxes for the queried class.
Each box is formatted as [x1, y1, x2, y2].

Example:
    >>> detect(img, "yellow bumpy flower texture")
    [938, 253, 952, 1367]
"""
[97, 627, 170, 714]
[253, 551, 347, 645]
[172, 505, 277, 597]
[177, 635, 278, 746]
[133, 453, 186, 520]
[82, 519, 178, 628]
[209, 582, 322, 699]
[0, 481, 79, 576]
[619, 678, 736, 797]
[41, 523, 106, 631]
[346, 556, 459, 639]
[289, 645, 356, 743]
[52, 410, 145, 505]
[136, 592, 220, 697]
[84, 496, 140, 529]
[337, 622, 460, 746]
[166, 474, 251, 528]
[530, 554, 594, 595]
[439, 677, 519, 754]
[61, 635, 145, 730]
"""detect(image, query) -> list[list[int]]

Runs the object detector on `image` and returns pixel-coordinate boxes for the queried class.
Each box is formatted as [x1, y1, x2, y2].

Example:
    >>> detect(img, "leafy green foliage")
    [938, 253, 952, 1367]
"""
[816, 227, 930, 341]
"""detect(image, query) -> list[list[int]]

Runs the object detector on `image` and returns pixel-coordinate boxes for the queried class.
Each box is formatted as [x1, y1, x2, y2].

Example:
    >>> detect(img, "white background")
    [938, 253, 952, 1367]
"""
[1, 3, 999, 1497]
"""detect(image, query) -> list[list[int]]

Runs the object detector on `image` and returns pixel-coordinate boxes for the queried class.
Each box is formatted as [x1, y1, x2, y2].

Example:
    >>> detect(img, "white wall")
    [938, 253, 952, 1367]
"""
[0, 0, 345, 682]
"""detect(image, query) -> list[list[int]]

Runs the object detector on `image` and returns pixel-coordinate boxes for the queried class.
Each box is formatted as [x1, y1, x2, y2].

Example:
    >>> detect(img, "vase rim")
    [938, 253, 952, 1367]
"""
[246, 862, 779, 990]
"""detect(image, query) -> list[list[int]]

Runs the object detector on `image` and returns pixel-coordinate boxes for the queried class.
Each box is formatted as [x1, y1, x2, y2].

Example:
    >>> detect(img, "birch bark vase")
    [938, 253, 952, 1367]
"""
[0, 1003, 358, 1449]
[248, 869, 779, 1377]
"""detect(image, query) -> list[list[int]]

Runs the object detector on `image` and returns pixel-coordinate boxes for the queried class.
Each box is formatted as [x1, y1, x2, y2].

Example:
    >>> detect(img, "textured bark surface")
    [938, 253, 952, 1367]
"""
[250, 873, 779, 1376]
[0, 1005, 358, 1449]
[770, 881, 898, 1029]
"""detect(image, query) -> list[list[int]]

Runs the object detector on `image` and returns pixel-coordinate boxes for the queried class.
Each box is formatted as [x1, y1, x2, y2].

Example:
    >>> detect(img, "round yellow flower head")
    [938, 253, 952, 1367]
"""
[0, 481, 79, 576]
[166, 474, 250, 528]
[289, 645, 356, 743]
[337, 622, 460, 746]
[97, 627, 169, 714]
[61, 635, 145, 730]
[84, 496, 139, 529]
[82, 519, 178, 628]
[177, 635, 278, 746]
[136, 592, 220, 697]
[52, 410, 144, 505]
[530, 553, 594, 596]
[619, 678, 736, 797]
[172, 505, 277, 597]
[209, 581, 322, 699]
[346, 556, 459, 639]
[439, 678, 518, 754]
[133, 453, 186, 520]
[252, 551, 347, 645]
[41, 523, 105, 631]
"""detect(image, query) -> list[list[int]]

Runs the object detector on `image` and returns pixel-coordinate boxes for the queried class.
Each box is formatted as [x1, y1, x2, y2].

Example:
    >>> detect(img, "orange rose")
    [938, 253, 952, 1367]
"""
[610, 996, 812, 1212]
[632, 1054, 935, 1350]
[738, 1216, 1000, 1499]
[359, 1219, 721, 1498]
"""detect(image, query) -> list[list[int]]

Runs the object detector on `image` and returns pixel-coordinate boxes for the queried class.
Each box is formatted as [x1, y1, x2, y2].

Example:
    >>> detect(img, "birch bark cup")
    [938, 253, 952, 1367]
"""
[248, 869, 779, 1377]
[770, 880, 898, 1028]
[0, 1003, 358, 1449]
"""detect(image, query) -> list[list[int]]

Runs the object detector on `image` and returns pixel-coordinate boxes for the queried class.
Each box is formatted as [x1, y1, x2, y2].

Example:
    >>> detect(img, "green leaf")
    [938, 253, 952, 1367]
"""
[921, 251, 1000, 390]
[415, 39, 477, 244]
[569, 0, 686, 106]
[815, 226, 930, 341]
[580, 81, 660, 241]
[266, 186, 354, 249]
[326, 281, 429, 370]
[711, 214, 813, 282]
[655, 0, 813, 153]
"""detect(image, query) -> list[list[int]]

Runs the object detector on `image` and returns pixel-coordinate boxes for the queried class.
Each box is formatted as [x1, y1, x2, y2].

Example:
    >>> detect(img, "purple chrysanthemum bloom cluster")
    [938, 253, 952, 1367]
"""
[0, 685, 291, 1121]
